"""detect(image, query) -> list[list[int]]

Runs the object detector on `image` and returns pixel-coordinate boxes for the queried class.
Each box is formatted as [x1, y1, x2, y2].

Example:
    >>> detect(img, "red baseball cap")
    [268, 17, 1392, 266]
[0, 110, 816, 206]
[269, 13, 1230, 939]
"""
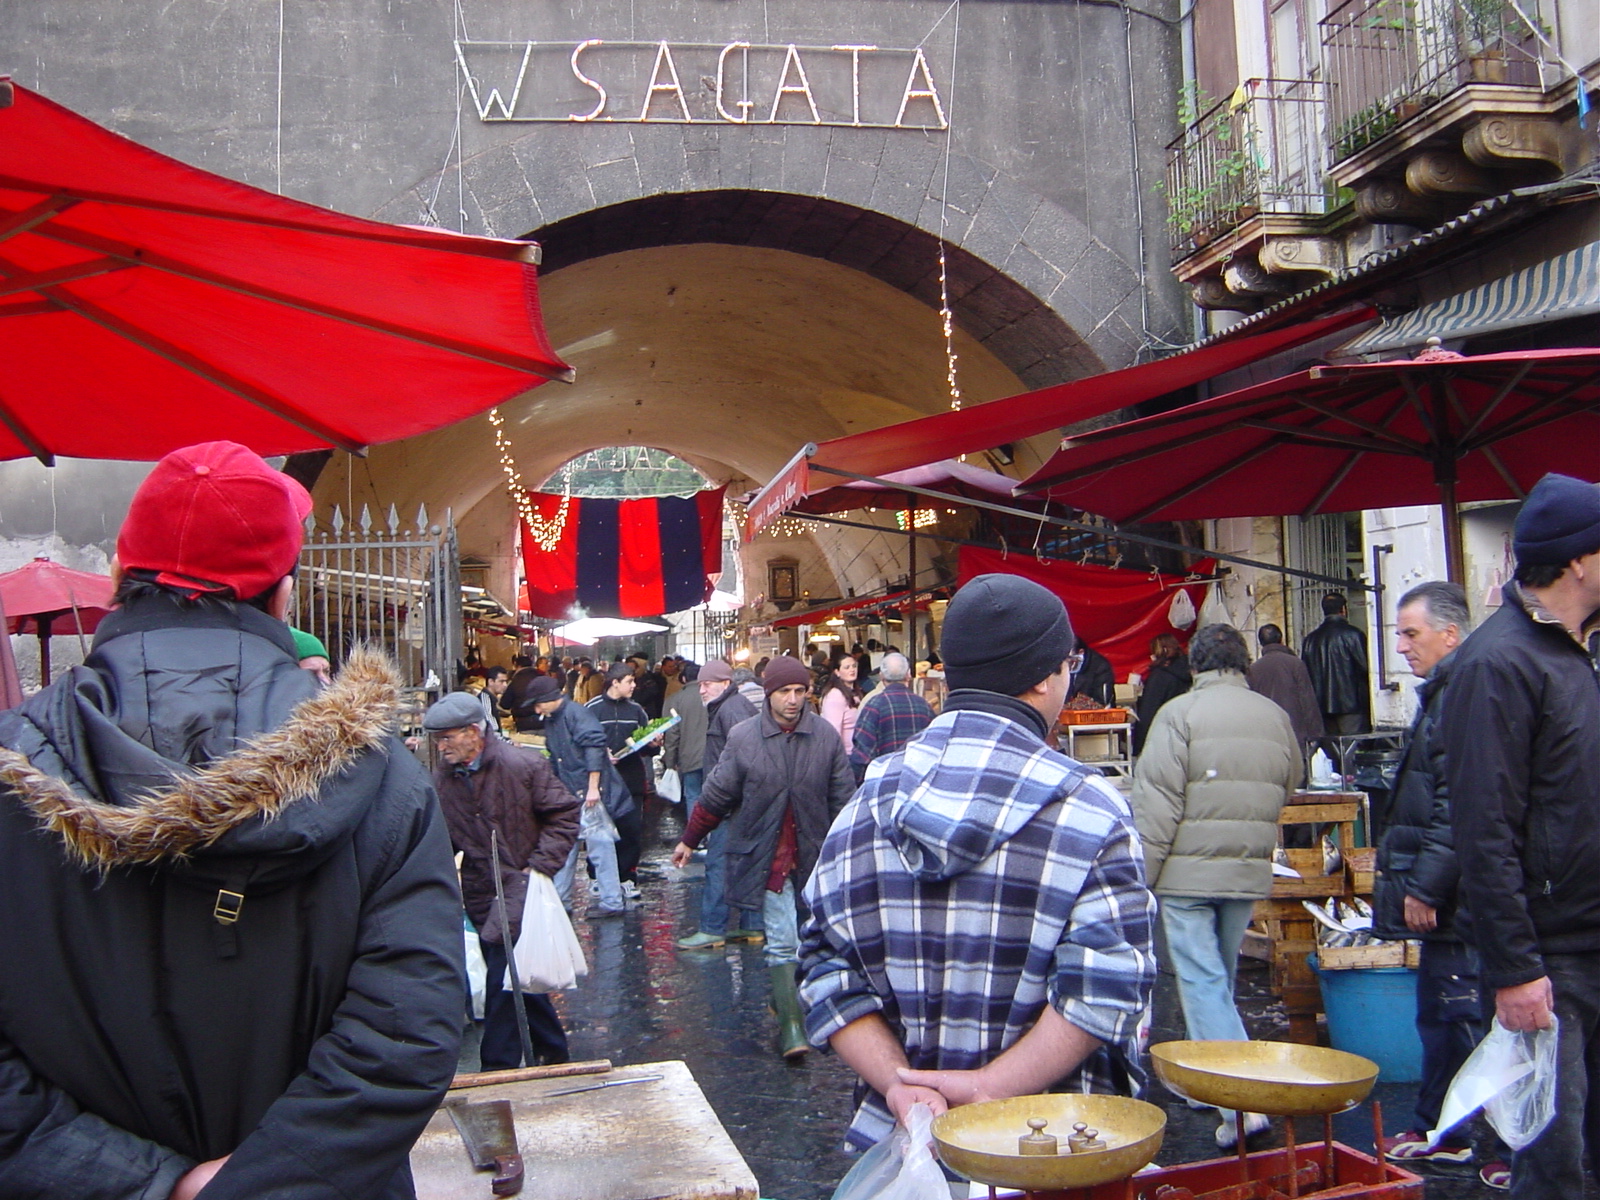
[117, 441, 314, 600]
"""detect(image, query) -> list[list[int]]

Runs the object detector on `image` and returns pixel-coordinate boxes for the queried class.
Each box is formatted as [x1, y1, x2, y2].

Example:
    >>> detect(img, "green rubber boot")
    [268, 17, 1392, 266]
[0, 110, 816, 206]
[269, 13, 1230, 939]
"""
[769, 963, 811, 1060]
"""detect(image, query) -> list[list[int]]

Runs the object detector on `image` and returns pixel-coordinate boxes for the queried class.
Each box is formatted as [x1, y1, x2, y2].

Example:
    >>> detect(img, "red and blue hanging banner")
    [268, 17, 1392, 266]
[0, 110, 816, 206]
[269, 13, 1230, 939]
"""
[520, 487, 725, 619]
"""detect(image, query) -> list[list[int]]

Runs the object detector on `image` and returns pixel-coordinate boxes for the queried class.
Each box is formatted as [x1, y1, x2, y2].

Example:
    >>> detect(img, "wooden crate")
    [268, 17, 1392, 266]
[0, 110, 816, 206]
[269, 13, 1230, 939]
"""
[1272, 847, 1348, 899]
[1058, 707, 1131, 726]
[1347, 846, 1377, 894]
[1317, 941, 1421, 970]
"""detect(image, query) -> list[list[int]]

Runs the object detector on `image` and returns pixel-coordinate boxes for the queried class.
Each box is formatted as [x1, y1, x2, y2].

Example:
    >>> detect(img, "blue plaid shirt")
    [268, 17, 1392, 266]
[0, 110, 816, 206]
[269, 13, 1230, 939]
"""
[800, 705, 1157, 1148]
[849, 682, 935, 782]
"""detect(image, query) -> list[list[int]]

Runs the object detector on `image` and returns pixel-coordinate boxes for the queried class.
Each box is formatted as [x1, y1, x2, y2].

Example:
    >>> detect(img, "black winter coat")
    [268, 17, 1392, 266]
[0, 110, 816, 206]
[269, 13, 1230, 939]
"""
[1133, 656, 1191, 755]
[1447, 585, 1600, 990]
[696, 706, 856, 912]
[539, 697, 634, 819]
[1374, 652, 1466, 944]
[0, 596, 464, 1199]
[1072, 647, 1116, 708]
[1301, 615, 1370, 717]
[704, 685, 758, 775]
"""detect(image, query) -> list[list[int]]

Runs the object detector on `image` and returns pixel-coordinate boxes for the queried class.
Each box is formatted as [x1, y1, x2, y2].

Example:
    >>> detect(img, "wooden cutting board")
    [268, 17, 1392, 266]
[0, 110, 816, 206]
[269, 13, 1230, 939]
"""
[410, 1061, 759, 1200]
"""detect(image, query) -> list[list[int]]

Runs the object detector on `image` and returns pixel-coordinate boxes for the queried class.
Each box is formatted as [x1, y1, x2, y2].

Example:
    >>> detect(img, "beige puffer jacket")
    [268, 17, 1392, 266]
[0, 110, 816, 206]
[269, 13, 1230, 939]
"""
[1131, 670, 1302, 899]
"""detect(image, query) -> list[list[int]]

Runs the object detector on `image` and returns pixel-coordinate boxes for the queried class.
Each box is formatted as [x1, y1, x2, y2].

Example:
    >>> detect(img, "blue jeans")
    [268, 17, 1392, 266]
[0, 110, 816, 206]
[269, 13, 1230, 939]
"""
[1415, 940, 1483, 1137]
[1161, 895, 1255, 1116]
[680, 768, 703, 808]
[554, 821, 623, 912]
[762, 880, 800, 966]
[698, 821, 763, 937]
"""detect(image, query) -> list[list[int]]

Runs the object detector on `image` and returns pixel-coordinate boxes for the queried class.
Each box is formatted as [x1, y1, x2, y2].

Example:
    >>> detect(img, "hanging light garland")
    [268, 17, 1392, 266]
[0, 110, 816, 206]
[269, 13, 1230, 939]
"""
[726, 498, 816, 539]
[895, 508, 940, 531]
[937, 241, 962, 413]
[488, 406, 569, 552]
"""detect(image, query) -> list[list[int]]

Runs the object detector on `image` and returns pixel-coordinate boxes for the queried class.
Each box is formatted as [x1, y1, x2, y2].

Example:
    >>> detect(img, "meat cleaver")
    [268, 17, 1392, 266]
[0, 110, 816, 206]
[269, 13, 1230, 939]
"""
[447, 1099, 524, 1196]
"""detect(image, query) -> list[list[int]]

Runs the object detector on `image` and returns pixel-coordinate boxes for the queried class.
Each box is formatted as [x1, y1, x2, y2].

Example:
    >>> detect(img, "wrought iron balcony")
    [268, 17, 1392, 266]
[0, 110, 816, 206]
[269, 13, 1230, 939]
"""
[1322, 0, 1554, 165]
[1164, 79, 1332, 261]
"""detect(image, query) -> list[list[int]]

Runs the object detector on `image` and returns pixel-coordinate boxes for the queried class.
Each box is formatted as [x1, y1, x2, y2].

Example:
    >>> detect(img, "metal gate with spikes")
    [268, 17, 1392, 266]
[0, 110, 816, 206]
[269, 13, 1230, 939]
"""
[295, 503, 461, 711]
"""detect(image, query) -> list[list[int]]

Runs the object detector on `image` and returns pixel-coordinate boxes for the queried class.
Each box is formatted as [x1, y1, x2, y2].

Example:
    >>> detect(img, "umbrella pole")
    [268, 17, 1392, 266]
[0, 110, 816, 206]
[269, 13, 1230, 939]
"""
[1439, 473, 1465, 586]
[905, 505, 917, 660]
[36, 617, 51, 688]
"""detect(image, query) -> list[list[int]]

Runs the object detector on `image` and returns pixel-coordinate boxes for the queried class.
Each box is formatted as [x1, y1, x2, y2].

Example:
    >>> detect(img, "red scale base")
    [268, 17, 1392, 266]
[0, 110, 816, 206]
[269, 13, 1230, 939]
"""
[982, 1141, 1423, 1200]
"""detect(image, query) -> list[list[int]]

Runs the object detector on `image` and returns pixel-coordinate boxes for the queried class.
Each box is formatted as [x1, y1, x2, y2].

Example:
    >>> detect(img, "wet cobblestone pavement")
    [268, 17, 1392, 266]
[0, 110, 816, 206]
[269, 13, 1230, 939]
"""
[460, 799, 1518, 1200]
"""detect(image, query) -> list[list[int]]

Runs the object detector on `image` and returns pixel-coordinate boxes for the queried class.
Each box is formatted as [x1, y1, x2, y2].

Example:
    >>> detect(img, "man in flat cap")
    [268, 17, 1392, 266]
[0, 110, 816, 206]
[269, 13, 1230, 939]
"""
[670, 654, 856, 1058]
[425, 691, 580, 1070]
[1447, 473, 1600, 1198]
[0, 442, 464, 1199]
[799, 573, 1157, 1148]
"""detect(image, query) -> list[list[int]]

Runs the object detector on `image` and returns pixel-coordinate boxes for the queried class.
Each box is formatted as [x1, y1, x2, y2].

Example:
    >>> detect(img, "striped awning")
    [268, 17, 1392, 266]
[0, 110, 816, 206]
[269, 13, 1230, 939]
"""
[1342, 241, 1600, 356]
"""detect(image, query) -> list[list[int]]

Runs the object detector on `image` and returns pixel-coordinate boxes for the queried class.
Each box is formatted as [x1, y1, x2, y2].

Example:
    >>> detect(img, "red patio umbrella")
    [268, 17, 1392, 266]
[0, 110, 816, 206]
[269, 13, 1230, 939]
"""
[1019, 344, 1600, 581]
[0, 80, 571, 463]
[0, 557, 115, 685]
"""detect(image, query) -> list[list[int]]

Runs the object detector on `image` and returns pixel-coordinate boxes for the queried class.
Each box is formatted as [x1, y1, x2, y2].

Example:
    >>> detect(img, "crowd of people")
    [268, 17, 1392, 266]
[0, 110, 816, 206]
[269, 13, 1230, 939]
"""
[0, 439, 1594, 1200]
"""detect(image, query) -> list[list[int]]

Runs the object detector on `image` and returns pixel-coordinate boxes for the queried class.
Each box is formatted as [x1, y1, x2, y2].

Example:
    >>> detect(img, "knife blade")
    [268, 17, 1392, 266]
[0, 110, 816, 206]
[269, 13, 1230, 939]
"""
[447, 1099, 524, 1196]
[535, 1073, 664, 1099]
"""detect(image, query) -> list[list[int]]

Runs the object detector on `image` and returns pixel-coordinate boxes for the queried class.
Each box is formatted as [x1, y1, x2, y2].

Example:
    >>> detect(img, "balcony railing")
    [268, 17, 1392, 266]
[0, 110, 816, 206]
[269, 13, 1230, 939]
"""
[1321, 0, 1553, 163]
[1164, 79, 1331, 258]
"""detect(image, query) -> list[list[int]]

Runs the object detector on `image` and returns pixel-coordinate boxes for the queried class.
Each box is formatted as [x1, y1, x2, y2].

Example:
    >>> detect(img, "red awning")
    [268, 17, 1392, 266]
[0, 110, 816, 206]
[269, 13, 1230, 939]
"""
[788, 458, 1040, 516]
[0, 81, 571, 462]
[771, 589, 932, 629]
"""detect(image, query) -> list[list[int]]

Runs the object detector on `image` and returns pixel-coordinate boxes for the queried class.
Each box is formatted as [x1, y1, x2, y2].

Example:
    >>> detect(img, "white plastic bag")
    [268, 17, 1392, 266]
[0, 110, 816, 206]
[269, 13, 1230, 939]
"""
[580, 799, 619, 844]
[1167, 587, 1197, 630]
[657, 768, 682, 804]
[463, 917, 487, 1020]
[829, 1104, 947, 1200]
[1429, 1015, 1559, 1151]
[507, 871, 589, 993]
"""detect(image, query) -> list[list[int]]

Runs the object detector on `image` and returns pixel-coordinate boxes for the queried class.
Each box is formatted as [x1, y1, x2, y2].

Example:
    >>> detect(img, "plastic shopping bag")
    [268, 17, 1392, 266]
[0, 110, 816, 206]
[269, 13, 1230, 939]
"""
[829, 1104, 947, 1200]
[507, 871, 589, 993]
[657, 768, 682, 804]
[1428, 1014, 1559, 1151]
[463, 916, 487, 1020]
[580, 799, 619, 844]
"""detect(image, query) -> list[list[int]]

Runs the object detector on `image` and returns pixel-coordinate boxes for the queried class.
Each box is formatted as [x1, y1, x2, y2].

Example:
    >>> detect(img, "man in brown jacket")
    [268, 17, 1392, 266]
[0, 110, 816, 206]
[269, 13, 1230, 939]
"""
[426, 691, 581, 1069]
[1246, 623, 1322, 752]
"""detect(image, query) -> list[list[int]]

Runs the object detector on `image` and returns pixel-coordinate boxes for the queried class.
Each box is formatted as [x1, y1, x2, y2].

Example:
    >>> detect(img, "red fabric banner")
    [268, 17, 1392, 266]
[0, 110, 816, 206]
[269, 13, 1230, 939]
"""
[956, 546, 1215, 683]
[618, 498, 664, 615]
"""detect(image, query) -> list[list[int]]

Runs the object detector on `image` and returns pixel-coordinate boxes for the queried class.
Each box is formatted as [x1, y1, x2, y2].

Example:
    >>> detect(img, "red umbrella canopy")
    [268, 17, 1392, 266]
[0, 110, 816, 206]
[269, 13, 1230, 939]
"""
[0, 81, 572, 463]
[1021, 345, 1600, 524]
[788, 459, 1038, 515]
[0, 557, 114, 634]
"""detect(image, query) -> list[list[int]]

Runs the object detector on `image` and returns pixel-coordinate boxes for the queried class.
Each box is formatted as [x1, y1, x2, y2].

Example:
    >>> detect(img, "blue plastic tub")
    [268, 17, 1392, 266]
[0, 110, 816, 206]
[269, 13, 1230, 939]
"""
[1311, 957, 1423, 1083]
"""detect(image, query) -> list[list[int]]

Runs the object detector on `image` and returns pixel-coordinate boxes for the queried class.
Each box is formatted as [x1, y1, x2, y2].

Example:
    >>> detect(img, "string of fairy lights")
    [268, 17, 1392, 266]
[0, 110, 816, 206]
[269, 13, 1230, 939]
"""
[488, 405, 570, 552]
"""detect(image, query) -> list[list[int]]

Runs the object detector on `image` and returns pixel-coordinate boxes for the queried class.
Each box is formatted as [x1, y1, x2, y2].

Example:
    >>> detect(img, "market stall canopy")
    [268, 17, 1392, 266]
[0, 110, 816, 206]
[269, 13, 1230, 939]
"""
[770, 588, 932, 629]
[745, 306, 1374, 536]
[550, 617, 671, 644]
[787, 459, 1033, 516]
[0, 557, 114, 635]
[0, 80, 571, 463]
[1019, 343, 1600, 580]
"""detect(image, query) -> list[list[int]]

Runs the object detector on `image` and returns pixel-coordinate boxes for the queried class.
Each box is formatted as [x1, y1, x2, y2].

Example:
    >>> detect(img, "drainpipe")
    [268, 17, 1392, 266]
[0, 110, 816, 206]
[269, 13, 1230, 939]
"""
[1371, 542, 1397, 692]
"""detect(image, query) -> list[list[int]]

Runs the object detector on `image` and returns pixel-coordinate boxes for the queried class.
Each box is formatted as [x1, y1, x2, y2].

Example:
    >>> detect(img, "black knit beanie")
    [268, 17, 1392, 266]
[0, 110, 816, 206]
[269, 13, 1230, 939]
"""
[940, 574, 1075, 695]
[1514, 473, 1600, 567]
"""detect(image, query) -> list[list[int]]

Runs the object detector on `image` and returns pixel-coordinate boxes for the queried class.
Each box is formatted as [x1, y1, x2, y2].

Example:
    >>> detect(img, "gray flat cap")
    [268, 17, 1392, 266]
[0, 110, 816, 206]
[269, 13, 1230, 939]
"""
[423, 691, 488, 731]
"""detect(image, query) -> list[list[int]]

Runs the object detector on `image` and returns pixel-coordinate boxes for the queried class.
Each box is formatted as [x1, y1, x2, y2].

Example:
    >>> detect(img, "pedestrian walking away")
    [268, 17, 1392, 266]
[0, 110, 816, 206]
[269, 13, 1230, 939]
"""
[1131, 622, 1301, 1149]
[1446, 472, 1600, 1199]
[675, 659, 764, 951]
[0, 441, 465, 1199]
[1133, 632, 1192, 756]
[662, 660, 709, 813]
[528, 674, 633, 918]
[671, 654, 856, 1058]
[848, 651, 934, 784]
[1245, 625, 1322, 753]
[800, 574, 1157, 1148]
[1369, 582, 1498, 1170]
[425, 690, 581, 1071]
[1301, 591, 1371, 738]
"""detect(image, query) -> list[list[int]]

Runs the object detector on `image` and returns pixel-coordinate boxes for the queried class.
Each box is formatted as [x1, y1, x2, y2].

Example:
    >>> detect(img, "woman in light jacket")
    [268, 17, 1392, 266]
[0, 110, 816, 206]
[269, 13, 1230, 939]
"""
[1130, 623, 1302, 1149]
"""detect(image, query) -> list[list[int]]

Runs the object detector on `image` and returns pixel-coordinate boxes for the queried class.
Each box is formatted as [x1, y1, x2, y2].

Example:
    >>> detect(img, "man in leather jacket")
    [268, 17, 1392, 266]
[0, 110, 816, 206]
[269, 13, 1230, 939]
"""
[1301, 591, 1371, 737]
[1371, 582, 1479, 1166]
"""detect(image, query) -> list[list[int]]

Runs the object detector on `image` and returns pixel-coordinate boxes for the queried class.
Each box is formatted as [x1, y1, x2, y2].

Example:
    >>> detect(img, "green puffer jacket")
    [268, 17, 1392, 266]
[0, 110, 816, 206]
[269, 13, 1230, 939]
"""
[1130, 670, 1303, 899]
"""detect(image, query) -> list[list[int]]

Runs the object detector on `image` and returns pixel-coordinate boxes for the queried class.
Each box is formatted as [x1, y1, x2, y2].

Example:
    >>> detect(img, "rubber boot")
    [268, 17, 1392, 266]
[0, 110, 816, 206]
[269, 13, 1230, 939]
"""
[769, 963, 810, 1060]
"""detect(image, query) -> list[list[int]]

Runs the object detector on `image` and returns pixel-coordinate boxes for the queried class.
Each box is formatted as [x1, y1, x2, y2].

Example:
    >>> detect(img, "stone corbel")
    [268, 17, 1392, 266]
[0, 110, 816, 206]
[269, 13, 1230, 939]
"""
[1259, 237, 1343, 278]
[1462, 115, 1563, 173]
[1191, 275, 1255, 312]
[1222, 258, 1294, 299]
[1405, 150, 1497, 198]
[1355, 178, 1445, 225]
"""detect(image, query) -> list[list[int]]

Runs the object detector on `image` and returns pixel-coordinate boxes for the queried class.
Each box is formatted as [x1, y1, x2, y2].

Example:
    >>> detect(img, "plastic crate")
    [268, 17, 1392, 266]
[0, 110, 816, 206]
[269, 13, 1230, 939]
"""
[1058, 707, 1131, 726]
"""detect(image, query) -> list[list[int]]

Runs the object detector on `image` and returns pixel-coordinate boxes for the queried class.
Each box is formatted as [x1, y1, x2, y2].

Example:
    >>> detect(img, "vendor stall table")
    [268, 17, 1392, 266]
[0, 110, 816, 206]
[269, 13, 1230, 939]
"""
[411, 1061, 758, 1200]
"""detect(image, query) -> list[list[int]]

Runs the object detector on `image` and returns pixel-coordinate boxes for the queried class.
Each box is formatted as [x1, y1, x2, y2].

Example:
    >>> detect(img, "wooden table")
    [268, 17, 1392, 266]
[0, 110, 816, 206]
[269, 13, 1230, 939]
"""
[411, 1061, 758, 1200]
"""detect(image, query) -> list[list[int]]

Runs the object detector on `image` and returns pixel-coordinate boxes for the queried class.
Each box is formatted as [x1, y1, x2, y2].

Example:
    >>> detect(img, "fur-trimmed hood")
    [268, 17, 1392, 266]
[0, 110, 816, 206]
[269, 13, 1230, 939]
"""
[0, 596, 406, 873]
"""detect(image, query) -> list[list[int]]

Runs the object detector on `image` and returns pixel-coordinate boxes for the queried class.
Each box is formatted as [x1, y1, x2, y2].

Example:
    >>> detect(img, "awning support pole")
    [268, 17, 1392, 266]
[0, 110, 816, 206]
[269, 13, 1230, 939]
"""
[805, 464, 1373, 592]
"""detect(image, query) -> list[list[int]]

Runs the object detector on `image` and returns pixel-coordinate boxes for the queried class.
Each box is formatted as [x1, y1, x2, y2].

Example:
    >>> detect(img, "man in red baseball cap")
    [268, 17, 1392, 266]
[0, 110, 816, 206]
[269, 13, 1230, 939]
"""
[0, 442, 464, 1199]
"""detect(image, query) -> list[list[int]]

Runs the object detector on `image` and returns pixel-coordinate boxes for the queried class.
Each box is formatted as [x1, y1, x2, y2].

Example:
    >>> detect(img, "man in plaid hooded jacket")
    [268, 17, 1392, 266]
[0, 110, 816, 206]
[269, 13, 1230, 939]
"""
[800, 574, 1157, 1149]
